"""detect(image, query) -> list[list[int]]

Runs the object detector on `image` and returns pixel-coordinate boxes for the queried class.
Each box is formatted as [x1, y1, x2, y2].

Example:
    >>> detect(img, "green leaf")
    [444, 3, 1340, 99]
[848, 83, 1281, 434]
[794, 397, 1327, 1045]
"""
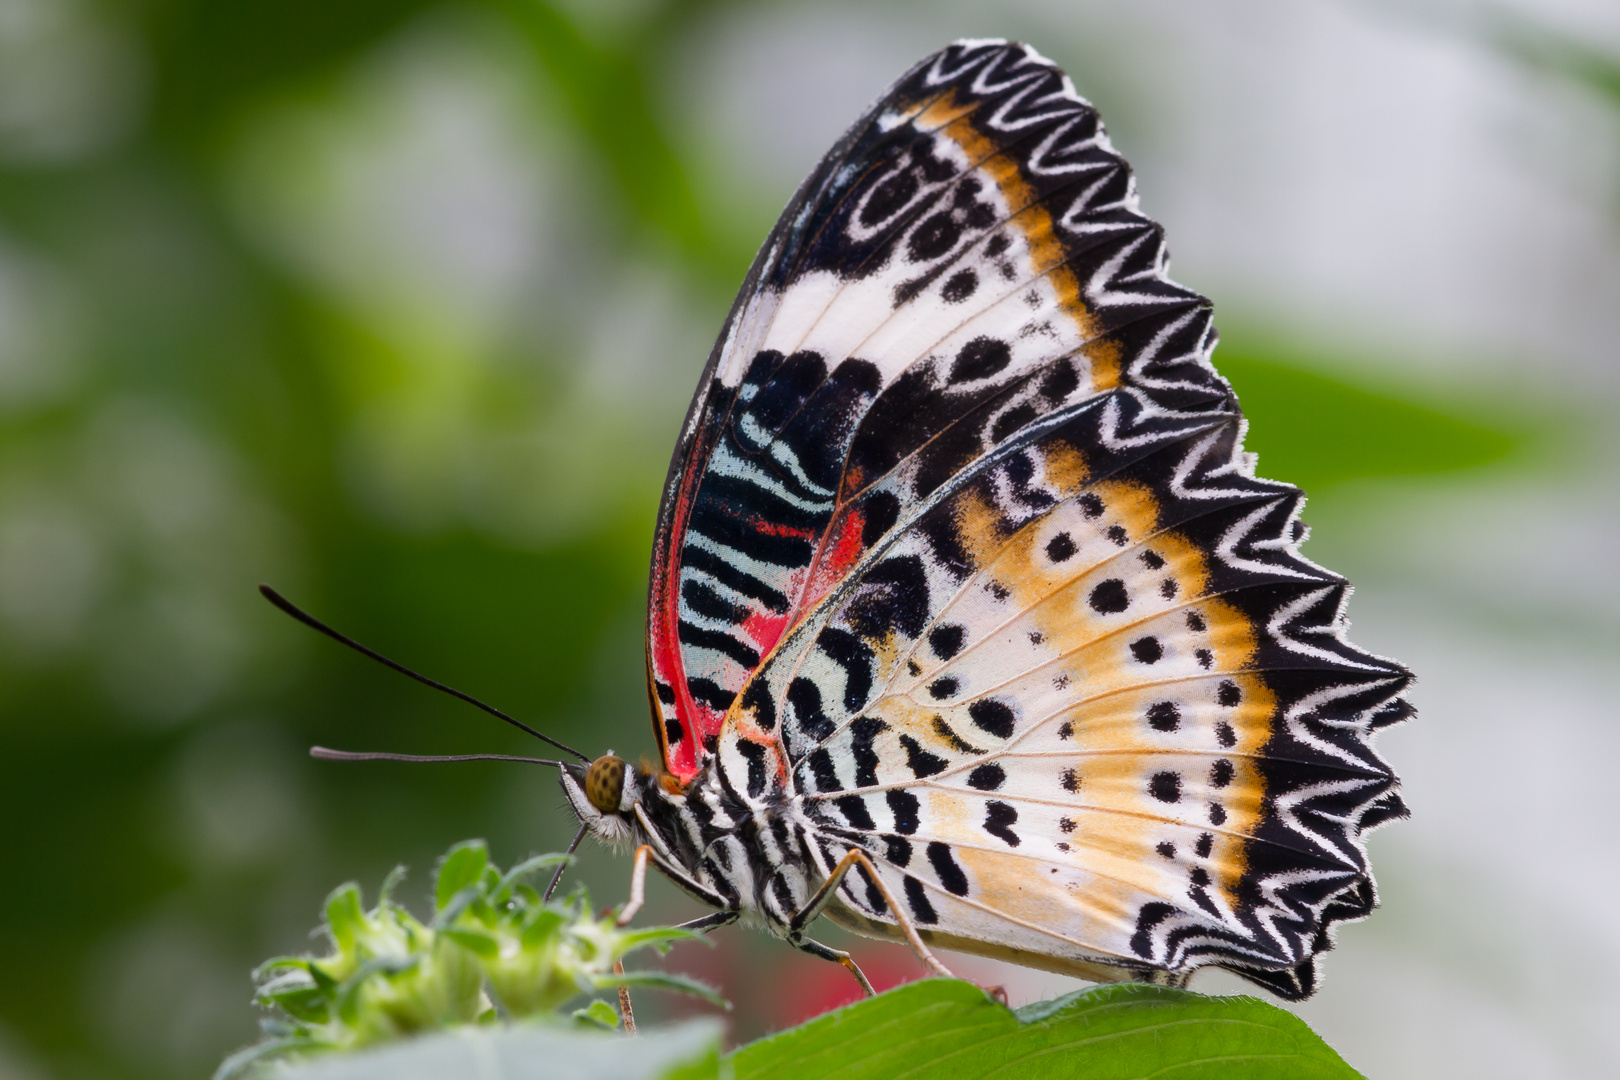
[435, 841, 490, 911]
[728, 980, 1362, 1080]
[615, 926, 706, 954]
[432, 883, 485, 930]
[438, 928, 499, 958]
[594, 971, 729, 1011]
[1214, 345, 1524, 493]
[263, 985, 330, 1024]
[519, 907, 568, 950]
[495, 853, 573, 896]
[324, 884, 365, 952]
[334, 956, 419, 1024]
[252, 955, 313, 981]
[377, 865, 407, 907]
[571, 999, 620, 1029]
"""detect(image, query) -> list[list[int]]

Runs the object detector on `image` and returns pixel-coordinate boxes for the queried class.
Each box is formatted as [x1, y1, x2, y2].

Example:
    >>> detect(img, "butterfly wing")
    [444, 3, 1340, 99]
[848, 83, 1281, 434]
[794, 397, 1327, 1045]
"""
[673, 40, 1407, 996]
[647, 39, 1230, 779]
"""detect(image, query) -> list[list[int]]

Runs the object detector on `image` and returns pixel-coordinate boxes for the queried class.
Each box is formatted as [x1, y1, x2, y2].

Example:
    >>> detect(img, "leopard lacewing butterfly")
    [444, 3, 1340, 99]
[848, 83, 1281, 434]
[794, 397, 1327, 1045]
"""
[291, 38, 1410, 1001]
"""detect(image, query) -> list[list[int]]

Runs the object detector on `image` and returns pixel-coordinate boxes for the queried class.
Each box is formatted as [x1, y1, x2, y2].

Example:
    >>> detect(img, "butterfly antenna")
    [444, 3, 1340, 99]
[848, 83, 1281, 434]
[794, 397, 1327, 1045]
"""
[310, 747, 568, 767]
[545, 823, 589, 902]
[260, 585, 591, 764]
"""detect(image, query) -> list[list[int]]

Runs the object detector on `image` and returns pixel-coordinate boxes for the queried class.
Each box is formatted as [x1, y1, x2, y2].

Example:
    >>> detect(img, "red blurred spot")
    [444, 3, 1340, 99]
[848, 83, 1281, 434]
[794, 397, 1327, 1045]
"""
[771, 944, 925, 1029]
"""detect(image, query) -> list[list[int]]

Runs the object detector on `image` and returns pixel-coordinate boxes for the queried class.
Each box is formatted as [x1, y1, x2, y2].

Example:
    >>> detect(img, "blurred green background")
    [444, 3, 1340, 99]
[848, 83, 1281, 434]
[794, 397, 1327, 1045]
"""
[1, 1, 1616, 1078]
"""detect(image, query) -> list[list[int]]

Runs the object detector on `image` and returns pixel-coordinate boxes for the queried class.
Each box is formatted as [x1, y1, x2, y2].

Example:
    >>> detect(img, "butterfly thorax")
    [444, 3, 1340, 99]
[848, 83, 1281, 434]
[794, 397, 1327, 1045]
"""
[564, 736, 820, 935]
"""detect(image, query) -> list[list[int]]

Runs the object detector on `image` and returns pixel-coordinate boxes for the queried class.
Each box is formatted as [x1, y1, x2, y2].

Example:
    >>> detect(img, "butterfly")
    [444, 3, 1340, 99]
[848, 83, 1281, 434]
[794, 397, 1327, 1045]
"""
[289, 37, 1409, 1003]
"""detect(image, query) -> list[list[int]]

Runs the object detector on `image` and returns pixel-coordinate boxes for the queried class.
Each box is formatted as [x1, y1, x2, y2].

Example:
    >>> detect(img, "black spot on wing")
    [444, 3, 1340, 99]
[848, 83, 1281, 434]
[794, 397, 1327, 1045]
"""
[835, 795, 875, 830]
[735, 739, 767, 798]
[967, 763, 1005, 791]
[1147, 701, 1180, 731]
[808, 748, 841, 794]
[787, 677, 835, 742]
[860, 168, 919, 227]
[817, 626, 875, 712]
[1088, 579, 1129, 614]
[968, 699, 1015, 738]
[900, 734, 947, 779]
[1150, 772, 1182, 803]
[1130, 637, 1163, 664]
[928, 624, 965, 660]
[941, 268, 977, 302]
[950, 336, 1012, 383]
[887, 789, 920, 835]
[741, 678, 775, 731]
[932, 716, 984, 754]
[927, 842, 970, 896]
[905, 875, 938, 924]
[983, 801, 1020, 846]
[846, 554, 931, 640]
[851, 717, 887, 787]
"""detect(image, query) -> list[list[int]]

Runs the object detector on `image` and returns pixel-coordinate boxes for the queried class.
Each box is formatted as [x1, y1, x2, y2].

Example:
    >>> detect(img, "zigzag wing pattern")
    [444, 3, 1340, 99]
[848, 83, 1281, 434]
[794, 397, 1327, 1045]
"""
[647, 39, 1227, 779]
[733, 394, 1408, 996]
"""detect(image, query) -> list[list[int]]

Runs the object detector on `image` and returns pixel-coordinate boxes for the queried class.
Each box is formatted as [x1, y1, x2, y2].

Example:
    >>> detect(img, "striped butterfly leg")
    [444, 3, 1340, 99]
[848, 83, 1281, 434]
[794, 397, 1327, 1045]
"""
[792, 935, 876, 998]
[789, 848, 955, 995]
[616, 845, 656, 927]
[615, 845, 737, 928]
[674, 910, 741, 934]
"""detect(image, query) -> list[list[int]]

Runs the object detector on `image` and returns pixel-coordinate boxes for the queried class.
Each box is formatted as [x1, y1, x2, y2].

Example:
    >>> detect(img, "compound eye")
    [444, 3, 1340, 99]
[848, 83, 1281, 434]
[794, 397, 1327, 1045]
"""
[584, 755, 626, 813]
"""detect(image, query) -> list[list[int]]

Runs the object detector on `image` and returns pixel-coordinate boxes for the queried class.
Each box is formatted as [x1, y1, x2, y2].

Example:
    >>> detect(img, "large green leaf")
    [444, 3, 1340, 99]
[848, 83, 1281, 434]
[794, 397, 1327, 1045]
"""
[729, 980, 1362, 1080]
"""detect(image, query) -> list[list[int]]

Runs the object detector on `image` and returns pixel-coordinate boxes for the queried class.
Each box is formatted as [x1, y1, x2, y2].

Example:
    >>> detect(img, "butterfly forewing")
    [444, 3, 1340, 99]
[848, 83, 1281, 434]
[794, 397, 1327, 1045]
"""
[645, 39, 1407, 997]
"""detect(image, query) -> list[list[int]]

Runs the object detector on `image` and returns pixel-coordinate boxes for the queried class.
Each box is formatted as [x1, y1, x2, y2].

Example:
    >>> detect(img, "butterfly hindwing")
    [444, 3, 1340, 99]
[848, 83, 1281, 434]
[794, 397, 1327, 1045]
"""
[751, 398, 1405, 993]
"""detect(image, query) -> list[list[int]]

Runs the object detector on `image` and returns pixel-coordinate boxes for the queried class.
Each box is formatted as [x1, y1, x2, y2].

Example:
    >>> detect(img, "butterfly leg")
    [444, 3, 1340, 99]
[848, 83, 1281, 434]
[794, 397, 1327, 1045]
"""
[792, 935, 876, 997]
[616, 844, 738, 930]
[616, 844, 655, 927]
[791, 848, 954, 981]
[675, 910, 739, 934]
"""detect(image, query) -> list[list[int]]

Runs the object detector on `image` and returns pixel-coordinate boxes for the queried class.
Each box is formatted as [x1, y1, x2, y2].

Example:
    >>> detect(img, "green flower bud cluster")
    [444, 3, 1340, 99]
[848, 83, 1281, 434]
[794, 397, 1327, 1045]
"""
[217, 840, 722, 1078]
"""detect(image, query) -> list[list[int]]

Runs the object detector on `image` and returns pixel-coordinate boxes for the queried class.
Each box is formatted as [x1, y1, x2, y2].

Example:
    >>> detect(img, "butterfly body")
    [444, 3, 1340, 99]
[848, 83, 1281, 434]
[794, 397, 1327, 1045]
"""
[561, 38, 1407, 1001]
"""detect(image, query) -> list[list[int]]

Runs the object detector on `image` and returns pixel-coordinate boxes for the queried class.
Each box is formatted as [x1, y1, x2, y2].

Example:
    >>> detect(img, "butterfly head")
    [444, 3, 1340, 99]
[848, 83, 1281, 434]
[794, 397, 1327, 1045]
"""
[560, 752, 637, 847]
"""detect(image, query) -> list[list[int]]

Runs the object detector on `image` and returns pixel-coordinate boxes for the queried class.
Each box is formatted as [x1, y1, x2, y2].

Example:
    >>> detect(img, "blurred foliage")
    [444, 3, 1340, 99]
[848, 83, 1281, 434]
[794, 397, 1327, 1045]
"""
[0, 1, 1584, 1079]
[1217, 339, 1524, 493]
[219, 840, 715, 1078]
